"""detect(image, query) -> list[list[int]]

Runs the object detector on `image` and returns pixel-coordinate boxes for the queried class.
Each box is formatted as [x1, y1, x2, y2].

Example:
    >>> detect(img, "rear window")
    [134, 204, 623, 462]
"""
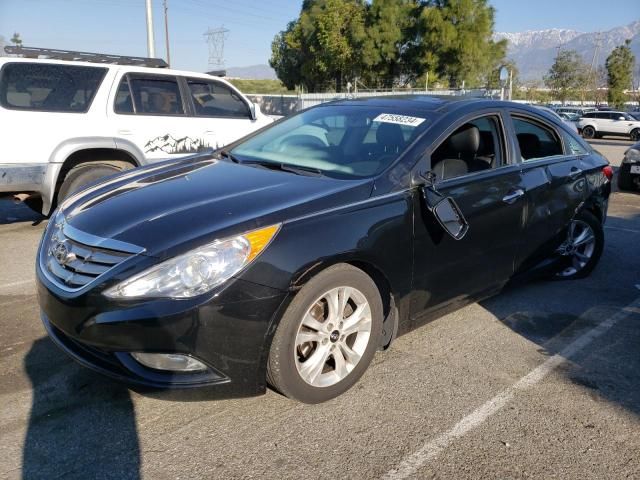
[0, 62, 106, 112]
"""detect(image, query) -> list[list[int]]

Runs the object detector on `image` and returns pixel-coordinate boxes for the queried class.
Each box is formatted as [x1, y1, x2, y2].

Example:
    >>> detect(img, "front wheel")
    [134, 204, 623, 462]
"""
[267, 264, 383, 403]
[582, 126, 596, 139]
[57, 161, 134, 204]
[553, 210, 604, 280]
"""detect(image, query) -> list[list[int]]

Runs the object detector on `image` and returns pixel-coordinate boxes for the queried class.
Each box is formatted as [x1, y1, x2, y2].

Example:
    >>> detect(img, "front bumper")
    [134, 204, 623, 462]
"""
[38, 274, 288, 394]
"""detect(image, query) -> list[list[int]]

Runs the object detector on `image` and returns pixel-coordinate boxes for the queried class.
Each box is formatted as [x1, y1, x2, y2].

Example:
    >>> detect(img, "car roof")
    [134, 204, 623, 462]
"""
[324, 95, 533, 115]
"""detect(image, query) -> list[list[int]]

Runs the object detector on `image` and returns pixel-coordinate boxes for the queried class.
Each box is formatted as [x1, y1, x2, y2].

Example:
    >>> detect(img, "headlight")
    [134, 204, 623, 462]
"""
[623, 148, 640, 163]
[104, 224, 280, 299]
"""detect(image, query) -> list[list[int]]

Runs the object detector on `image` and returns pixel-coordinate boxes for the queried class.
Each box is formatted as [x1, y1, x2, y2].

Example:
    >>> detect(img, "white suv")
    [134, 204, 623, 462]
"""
[577, 111, 640, 141]
[0, 47, 273, 214]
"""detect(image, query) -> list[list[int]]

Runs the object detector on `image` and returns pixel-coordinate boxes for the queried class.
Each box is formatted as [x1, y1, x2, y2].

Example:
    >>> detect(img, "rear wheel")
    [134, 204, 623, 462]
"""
[553, 211, 604, 280]
[267, 264, 383, 403]
[57, 161, 134, 204]
[630, 129, 640, 142]
[582, 126, 595, 139]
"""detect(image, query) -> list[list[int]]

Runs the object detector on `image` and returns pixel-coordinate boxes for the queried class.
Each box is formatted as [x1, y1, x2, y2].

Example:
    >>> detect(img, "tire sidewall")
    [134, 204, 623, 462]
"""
[268, 264, 383, 403]
[582, 126, 595, 139]
[58, 163, 131, 203]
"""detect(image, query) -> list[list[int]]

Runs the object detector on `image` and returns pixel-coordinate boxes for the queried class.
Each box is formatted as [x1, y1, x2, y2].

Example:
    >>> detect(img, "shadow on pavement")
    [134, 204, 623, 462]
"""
[482, 208, 640, 418]
[22, 338, 140, 479]
[0, 199, 45, 225]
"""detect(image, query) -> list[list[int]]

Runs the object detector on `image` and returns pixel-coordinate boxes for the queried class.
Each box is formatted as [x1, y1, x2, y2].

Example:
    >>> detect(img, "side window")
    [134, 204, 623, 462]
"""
[512, 117, 563, 161]
[114, 76, 133, 114]
[0, 62, 106, 112]
[186, 78, 250, 118]
[431, 115, 504, 181]
[562, 130, 590, 155]
[128, 76, 184, 115]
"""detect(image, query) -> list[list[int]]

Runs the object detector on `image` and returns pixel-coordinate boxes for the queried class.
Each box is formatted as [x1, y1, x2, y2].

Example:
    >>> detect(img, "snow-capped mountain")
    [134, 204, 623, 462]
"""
[494, 20, 640, 82]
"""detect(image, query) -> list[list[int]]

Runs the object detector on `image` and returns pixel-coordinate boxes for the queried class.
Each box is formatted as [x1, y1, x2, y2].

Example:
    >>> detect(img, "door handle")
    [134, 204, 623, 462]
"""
[569, 167, 583, 179]
[502, 189, 525, 204]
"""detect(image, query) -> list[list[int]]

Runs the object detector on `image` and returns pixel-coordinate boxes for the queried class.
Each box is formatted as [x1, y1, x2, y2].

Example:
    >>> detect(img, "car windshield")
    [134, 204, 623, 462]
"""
[230, 105, 432, 178]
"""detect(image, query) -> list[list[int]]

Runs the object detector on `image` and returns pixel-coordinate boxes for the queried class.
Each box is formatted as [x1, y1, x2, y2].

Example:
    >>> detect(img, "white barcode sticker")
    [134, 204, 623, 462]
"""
[373, 113, 426, 127]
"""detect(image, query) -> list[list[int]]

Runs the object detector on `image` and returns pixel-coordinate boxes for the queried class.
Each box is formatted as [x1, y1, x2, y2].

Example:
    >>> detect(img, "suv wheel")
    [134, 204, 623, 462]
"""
[57, 161, 134, 204]
[631, 128, 640, 142]
[553, 211, 604, 280]
[582, 126, 596, 139]
[267, 264, 383, 403]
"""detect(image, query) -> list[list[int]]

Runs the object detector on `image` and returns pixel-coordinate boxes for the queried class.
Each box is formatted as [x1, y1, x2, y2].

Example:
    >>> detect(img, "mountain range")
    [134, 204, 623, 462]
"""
[494, 20, 640, 82]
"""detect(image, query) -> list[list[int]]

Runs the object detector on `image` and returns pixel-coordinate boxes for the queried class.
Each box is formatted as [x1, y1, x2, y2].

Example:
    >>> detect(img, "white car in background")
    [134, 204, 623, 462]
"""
[0, 47, 273, 214]
[535, 106, 579, 134]
[577, 111, 640, 141]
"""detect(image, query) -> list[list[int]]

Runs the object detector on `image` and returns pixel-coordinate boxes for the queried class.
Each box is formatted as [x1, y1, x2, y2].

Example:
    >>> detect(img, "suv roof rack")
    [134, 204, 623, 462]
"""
[3, 46, 169, 68]
[207, 69, 227, 77]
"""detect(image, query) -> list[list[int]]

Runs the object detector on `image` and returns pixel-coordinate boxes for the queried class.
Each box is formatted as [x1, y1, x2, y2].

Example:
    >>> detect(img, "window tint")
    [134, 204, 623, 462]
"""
[187, 78, 250, 118]
[430, 115, 504, 180]
[0, 62, 106, 112]
[596, 112, 611, 119]
[583, 112, 596, 118]
[114, 76, 133, 113]
[128, 76, 184, 115]
[512, 117, 563, 161]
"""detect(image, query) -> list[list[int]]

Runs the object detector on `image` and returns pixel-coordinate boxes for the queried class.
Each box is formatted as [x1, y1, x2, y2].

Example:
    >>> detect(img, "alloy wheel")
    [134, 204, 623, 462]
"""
[294, 286, 372, 388]
[555, 219, 596, 277]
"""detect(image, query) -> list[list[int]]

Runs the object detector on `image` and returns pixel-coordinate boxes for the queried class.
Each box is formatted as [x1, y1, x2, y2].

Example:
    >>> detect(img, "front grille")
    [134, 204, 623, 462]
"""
[42, 215, 144, 290]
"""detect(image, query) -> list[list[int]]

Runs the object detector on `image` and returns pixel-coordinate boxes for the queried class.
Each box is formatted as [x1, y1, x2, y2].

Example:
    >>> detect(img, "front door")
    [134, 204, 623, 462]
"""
[411, 112, 526, 320]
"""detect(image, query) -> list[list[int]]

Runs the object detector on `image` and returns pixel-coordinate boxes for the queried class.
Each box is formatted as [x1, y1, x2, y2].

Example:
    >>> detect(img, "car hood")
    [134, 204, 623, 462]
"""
[61, 154, 373, 258]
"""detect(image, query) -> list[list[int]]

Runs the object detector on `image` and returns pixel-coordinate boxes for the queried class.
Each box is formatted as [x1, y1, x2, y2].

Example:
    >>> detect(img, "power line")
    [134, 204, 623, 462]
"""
[203, 26, 229, 68]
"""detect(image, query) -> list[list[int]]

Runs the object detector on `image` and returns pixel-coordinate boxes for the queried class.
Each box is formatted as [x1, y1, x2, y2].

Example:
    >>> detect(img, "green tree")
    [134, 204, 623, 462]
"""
[361, 0, 415, 88]
[270, 0, 367, 92]
[606, 39, 635, 110]
[10, 32, 22, 46]
[411, 0, 507, 88]
[544, 50, 588, 104]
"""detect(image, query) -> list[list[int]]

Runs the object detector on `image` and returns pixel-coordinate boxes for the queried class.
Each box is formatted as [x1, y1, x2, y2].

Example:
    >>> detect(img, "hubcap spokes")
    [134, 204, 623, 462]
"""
[295, 286, 371, 387]
[556, 219, 596, 277]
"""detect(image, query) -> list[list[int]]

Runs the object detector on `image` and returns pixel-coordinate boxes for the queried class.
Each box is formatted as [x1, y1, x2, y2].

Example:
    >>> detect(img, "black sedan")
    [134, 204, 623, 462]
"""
[37, 97, 612, 403]
[618, 140, 640, 191]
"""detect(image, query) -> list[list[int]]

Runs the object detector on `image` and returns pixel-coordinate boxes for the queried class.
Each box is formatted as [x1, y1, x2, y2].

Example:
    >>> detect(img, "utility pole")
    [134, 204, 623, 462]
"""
[145, 0, 156, 58]
[163, 0, 170, 66]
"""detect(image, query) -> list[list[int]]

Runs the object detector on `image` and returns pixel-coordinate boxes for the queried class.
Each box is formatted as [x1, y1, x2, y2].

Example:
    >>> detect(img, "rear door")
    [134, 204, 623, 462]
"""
[411, 110, 526, 318]
[507, 110, 588, 272]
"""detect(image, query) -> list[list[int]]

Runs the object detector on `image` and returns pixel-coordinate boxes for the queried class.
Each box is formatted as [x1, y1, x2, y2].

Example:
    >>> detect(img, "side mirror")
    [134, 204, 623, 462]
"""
[433, 197, 469, 240]
[248, 101, 258, 121]
[420, 183, 469, 240]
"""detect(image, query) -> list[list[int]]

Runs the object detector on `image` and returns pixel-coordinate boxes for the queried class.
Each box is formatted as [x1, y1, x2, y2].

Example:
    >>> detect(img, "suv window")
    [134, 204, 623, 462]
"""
[512, 116, 563, 161]
[186, 78, 250, 118]
[122, 75, 184, 115]
[431, 115, 504, 180]
[0, 62, 106, 112]
[583, 112, 596, 118]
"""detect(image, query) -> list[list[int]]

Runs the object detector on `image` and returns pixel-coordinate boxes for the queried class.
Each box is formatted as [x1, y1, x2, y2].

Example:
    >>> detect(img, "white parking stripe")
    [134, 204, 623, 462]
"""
[604, 225, 640, 234]
[0, 279, 35, 291]
[382, 296, 640, 480]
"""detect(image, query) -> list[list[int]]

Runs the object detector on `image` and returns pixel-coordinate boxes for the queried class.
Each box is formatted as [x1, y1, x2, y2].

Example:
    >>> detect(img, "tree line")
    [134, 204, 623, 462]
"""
[543, 39, 636, 109]
[269, 0, 507, 92]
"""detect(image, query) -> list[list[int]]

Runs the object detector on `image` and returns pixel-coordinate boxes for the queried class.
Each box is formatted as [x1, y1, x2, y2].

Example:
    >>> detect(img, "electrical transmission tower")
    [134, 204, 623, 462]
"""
[203, 26, 229, 68]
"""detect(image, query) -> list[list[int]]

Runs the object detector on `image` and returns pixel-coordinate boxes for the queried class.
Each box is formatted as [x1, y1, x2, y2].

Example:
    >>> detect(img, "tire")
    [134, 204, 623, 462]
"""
[553, 210, 604, 280]
[617, 167, 634, 191]
[267, 264, 383, 403]
[630, 129, 640, 142]
[582, 126, 595, 139]
[57, 161, 134, 204]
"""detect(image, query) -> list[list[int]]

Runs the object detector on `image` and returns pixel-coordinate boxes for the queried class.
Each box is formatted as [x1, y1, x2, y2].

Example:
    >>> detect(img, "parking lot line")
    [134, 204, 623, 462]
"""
[604, 225, 640, 234]
[382, 295, 640, 480]
[0, 279, 35, 291]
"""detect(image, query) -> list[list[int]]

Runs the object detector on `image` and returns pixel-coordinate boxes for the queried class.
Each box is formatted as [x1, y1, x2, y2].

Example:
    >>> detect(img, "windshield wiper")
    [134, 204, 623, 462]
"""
[242, 160, 324, 177]
[218, 150, 240, 163]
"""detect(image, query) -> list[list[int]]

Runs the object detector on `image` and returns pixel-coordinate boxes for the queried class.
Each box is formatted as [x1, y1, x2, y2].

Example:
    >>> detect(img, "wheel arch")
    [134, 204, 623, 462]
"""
[42, 138, 144, 214]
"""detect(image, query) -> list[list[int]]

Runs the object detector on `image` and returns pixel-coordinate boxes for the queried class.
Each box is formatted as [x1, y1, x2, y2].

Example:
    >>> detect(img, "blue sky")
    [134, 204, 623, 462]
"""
[0, 0, 637, 72]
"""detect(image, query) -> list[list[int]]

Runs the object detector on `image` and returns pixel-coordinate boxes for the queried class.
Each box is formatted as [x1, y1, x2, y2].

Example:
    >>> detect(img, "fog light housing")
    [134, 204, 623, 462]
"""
[131, 353, 207, 372]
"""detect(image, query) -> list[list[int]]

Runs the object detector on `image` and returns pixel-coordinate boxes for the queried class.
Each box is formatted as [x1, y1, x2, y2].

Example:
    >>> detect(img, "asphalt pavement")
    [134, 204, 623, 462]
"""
[0, 138, 638, 479]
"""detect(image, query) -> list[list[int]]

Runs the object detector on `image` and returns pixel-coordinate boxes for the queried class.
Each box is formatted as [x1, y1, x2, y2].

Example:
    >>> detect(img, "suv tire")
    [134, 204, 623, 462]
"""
[631, 128, 640, 142]
[582, 126, 596, 139]
[58, 161, 134, 204]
